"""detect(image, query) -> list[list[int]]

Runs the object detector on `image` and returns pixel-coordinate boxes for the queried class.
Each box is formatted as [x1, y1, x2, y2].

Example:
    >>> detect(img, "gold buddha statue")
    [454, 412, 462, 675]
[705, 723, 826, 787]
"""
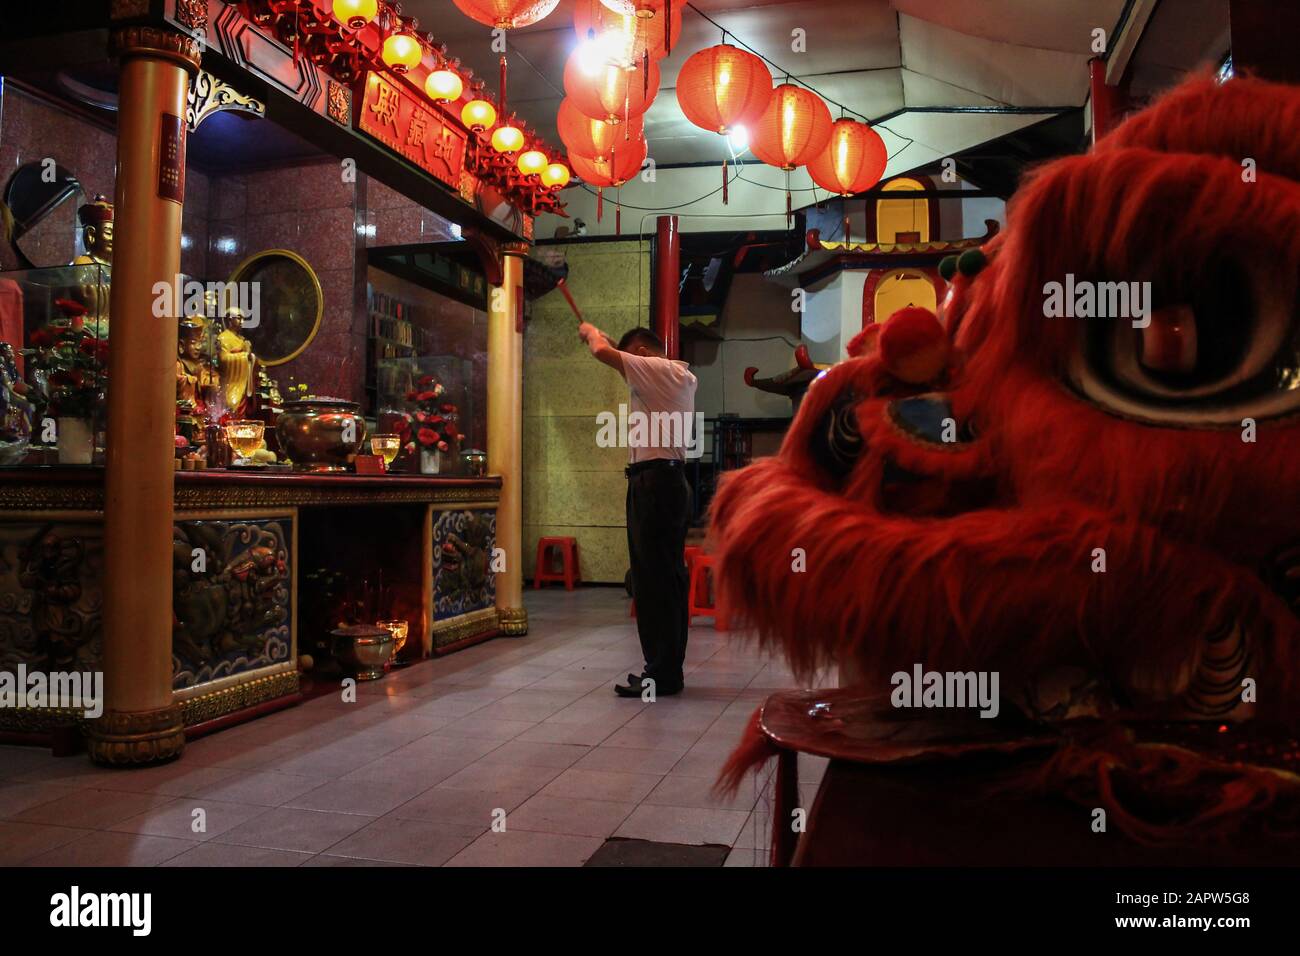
[71, 195, 113, 337]
[217, 307, 255, 417]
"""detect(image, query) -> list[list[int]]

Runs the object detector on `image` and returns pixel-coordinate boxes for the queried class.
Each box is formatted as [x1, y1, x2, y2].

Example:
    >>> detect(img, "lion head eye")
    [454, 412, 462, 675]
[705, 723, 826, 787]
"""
[1067, 256, 1300, 426]
[809, 394, 862, 479]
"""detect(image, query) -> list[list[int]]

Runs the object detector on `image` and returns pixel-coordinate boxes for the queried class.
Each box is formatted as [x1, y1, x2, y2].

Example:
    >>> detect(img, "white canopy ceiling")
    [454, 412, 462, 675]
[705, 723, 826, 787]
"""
[408, 0, 1131, 170]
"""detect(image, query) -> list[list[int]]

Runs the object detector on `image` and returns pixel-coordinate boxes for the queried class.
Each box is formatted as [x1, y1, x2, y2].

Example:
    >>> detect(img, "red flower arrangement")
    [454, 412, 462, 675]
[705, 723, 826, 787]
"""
[396, 374, 462, 456]
[27, 299, 107, 418]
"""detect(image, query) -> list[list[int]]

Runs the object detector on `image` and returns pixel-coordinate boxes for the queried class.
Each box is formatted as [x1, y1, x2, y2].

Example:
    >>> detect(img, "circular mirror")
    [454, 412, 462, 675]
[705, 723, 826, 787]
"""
[4, 161, 84, 268]
[227, 249, 323, 365]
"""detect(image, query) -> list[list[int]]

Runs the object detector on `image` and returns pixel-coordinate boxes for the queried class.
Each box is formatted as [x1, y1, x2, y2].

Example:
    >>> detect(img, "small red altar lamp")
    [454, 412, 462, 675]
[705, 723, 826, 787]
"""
[491, 123, 526, 154]
[517, 149, 549, 177]
[381, 31, 422, 73]
[558, 98, 643, 162]
[462, 98, 498, 131]
[332, 0, 378, 30]
[676, 42, 771, 203]
[451, 0, 561, 29]
[571, 136, 646, 231]
[426, 68, 464, 102]
[563, 49, 660, 125]
[807, 118, 888, 243]
[541, 162, 571, 189]
[750, 83, 832, 223]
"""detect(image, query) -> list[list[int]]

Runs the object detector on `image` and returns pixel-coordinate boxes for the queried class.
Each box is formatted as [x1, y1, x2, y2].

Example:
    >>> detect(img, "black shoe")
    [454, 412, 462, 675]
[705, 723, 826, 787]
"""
[614, 675, 684, 698]
[614, 676, 648, 698]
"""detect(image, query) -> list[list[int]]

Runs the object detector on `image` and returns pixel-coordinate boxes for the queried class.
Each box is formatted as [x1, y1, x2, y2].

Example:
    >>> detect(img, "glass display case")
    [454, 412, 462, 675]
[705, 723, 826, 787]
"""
[0, 264, 109, 467]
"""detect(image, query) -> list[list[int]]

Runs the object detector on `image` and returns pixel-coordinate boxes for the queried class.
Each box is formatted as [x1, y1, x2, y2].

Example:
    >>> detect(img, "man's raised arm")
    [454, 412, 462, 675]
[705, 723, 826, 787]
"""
[578, 321, 625, 376]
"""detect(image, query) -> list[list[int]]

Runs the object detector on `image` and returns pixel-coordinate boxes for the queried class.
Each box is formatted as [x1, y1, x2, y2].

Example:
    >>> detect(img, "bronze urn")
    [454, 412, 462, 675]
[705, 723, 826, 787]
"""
[275, 396, 367, 472]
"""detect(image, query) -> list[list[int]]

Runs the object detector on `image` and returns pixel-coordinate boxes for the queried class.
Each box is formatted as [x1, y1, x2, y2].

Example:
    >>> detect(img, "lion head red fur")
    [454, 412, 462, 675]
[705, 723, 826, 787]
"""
[709, 75, 1300, 725]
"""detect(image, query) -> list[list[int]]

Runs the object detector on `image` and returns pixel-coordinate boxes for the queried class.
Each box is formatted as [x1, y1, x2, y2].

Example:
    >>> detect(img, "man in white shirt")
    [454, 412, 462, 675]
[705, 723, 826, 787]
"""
[579, 322, 698, 697]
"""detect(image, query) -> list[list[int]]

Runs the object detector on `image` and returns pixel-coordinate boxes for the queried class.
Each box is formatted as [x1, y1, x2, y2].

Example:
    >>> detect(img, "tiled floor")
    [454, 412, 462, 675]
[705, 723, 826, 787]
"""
[0, 588, 829, 867]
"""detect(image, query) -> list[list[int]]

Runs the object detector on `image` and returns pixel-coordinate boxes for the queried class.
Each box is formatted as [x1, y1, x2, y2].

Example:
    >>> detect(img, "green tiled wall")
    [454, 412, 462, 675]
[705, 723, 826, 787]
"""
[524, 241, 651, 583]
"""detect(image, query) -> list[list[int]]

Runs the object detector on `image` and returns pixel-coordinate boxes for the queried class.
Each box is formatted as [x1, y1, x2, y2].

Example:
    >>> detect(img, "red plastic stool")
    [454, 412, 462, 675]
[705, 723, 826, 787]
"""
[533, 536, 579, 590]
[687, 554, 729, 630]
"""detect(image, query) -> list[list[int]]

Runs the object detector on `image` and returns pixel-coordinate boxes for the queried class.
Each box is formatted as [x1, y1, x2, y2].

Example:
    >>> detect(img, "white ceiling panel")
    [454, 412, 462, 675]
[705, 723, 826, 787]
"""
[900, 68, 1003, 109]
[892, 0, 1127, 54]
[899, 13, 1091, 106]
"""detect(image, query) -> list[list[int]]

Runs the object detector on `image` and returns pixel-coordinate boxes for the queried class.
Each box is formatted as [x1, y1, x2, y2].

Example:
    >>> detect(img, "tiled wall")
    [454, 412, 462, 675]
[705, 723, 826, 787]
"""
[523, 240, 652, 583]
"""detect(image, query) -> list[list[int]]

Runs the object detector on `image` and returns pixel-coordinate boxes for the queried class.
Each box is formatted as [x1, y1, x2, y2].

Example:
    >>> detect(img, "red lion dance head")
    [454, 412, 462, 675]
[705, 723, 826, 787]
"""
[711, 74, 1300, 734]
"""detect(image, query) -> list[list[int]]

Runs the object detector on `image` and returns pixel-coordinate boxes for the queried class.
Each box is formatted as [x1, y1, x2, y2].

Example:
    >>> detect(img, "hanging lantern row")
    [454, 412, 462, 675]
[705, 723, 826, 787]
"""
[269, 0, 573, 214]
[672, 38, 889, 222]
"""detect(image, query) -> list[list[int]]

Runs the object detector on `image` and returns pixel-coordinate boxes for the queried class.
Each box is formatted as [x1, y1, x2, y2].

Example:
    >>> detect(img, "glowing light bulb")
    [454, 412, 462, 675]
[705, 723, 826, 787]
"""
[727, 125, 749, 152]
[517, 150, 548, 176]
[462, 99, 497, 131]
[541, 163, 572, 188]
[491, 125, 526, 154]
[425, 69, 464, 102]
[332, 0, 378, 30]
[381, 33, 422, 73]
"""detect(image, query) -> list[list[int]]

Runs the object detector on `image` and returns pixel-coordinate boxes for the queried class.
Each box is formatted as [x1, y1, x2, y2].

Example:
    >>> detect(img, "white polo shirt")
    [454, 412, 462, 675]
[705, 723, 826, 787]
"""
[622, 353, 698, 464]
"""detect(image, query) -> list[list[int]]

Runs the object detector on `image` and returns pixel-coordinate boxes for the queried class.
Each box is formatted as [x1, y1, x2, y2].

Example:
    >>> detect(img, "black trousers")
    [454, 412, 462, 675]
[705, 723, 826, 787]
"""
[626, 462, 690, 684]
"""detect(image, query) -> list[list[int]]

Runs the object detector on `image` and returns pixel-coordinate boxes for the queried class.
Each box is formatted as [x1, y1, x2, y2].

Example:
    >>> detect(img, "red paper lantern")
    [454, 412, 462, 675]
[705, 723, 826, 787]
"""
[675, 44, 771, 134]
[557, 99, 644, 162]
[807, 119, 888, 195]
[749, 84, 833, 170]
[563, 50, 660, 124]
[571, 135, 647, 231]
[573, 0, 681, 66]
[569, 135, 647, 186]
[450, 0, 561, 29]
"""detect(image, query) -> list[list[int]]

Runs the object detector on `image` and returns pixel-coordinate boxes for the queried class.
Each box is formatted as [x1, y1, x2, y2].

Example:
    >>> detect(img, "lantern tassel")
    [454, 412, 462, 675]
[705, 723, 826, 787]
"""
[844, 211, 851, 246]
[499, 54, 508, 114]
[616, 192, 622, 236]
[785, 169, 791, 228]
[643, 51, 649, 97]
[666, 0, 672, 54]
[722, 157, 728, 205]
[597, 187, 604, 223]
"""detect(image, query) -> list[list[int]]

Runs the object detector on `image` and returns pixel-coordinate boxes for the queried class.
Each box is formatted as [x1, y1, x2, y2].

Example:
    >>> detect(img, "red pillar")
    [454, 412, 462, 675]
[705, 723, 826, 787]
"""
[1089, 57, 1125, 145]
[654, 214, 680, 359]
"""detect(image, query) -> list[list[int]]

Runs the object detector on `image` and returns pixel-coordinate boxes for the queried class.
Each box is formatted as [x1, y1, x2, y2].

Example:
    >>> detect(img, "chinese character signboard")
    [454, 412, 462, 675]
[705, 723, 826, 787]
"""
[357, 73, 467, 190]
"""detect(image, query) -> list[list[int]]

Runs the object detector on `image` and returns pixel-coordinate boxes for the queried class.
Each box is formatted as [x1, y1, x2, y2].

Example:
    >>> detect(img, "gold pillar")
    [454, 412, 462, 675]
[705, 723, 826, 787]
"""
[489, 246, 527, 636]
[87, 27, 201, 765]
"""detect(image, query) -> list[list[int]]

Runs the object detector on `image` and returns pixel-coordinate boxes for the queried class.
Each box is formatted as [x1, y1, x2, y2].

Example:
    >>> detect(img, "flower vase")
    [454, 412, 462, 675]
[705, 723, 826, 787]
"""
[56, 417, 94, 465]
[419, 447, 441, 475]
